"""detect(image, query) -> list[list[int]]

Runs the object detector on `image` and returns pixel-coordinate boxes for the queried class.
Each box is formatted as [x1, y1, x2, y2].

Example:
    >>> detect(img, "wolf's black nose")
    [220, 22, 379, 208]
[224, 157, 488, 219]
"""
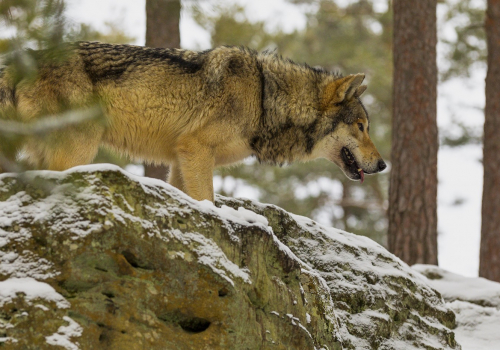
[378, 160, 387, 172]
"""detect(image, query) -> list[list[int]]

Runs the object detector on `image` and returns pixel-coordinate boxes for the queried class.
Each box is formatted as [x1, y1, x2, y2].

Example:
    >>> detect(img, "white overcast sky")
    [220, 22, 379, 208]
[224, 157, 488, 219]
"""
[63, 0, 485, 277]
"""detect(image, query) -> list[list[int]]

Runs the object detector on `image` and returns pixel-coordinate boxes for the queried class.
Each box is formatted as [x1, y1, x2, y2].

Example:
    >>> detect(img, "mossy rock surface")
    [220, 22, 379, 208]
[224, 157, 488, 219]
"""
[0, 165, 460, 349]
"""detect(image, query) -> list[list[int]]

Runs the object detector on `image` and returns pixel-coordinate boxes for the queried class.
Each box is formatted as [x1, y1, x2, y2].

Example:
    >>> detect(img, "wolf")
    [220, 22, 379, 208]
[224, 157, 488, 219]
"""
[0, 41, 386, 202]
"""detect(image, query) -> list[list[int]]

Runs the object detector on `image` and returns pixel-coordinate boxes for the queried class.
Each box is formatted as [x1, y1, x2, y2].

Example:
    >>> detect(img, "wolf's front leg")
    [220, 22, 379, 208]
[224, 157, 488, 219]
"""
[176, 138, 215, 202]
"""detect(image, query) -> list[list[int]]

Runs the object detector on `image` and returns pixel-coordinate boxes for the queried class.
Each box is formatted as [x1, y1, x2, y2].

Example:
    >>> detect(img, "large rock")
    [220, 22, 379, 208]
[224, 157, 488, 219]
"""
[218, 197, 459, 350]
[0, 165, 460, 349]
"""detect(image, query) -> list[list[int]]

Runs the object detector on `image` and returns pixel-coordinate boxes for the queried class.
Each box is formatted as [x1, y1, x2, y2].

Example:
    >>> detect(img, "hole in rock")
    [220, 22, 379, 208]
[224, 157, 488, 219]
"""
[102, 291, 115, 299]
[99, 332, 107, 342]
[122, 250, 140, 268]
[218, 288, 229, 297]
[179, 317, 211, 333]
[156, 310, 211, 334]
[121, 250, 154, 270]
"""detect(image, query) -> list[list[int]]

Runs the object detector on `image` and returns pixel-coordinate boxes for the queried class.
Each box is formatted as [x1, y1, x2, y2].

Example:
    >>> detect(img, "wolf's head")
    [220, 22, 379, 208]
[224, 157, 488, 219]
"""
[312, 74, 386, 183]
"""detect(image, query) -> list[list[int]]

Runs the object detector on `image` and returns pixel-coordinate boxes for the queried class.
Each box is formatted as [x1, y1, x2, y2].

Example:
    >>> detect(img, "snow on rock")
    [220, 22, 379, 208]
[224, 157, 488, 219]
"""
[0, 277, 69, 308]
[175, 231, 251, 286]
[413, 264, 500, 308]
[448, 301, 500, 350]
[45, 316, 83, 350]
[414, 264, 500, 350]
[0, 165, 252, 287]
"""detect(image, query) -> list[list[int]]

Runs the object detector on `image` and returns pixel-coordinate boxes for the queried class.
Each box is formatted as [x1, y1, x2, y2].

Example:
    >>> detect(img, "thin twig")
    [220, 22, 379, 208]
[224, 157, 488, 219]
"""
[0, 106, 102, 135]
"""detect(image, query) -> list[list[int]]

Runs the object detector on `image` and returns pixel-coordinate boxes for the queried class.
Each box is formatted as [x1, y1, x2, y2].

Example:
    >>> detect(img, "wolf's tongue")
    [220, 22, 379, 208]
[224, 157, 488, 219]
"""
[359, 169, 365, 184]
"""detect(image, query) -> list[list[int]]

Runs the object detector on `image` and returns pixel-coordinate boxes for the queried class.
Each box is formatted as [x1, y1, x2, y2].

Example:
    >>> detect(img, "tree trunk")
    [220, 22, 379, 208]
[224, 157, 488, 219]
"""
[388, 0, 438, 265]
[146, 0, 181, 48]
[480, 0, 500, 282]
[143, 0, 181, 180]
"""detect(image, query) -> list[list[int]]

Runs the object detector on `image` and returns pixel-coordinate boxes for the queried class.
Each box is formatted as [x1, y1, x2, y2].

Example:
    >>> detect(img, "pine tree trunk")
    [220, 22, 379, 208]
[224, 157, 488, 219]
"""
[143, 0, 181, 180]
[388, 0, 438, 265]
[479, 0, 500, 282]
[146, 0, 181, 48]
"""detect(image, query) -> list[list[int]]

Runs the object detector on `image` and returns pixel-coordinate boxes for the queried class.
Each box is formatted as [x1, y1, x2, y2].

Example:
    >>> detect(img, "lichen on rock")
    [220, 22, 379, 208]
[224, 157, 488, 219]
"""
[0, 165, 460, 349]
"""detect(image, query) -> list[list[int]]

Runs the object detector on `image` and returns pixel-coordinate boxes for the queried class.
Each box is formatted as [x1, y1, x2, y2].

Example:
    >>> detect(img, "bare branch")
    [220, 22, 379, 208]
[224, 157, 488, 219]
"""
[0, 106, 102, 136]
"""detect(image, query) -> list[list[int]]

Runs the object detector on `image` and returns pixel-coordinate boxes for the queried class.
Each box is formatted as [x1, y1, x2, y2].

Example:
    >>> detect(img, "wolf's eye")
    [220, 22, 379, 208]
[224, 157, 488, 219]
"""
[358, 123, 364, 132]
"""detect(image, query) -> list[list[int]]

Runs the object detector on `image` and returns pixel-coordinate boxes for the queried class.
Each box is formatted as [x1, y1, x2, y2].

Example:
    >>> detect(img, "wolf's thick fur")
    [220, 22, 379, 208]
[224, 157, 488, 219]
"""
[0, 42, 385, 201]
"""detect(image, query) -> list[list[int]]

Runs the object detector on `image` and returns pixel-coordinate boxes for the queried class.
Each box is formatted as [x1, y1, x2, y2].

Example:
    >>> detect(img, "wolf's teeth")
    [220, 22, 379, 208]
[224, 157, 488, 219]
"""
[358, 168, 362, 172]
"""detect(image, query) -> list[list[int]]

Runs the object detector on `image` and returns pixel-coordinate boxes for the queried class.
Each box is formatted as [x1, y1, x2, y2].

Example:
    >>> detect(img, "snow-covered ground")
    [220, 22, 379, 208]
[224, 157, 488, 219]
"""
[413, 264, 500, 350]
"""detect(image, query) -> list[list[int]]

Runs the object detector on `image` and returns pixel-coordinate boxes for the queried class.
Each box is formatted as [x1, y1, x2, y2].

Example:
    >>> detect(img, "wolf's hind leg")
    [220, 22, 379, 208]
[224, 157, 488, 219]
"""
[25, 121, 105, 171]
[0, 129, 30, 173]
[168, 162, 186, 194]
[0, 143, 9, 173]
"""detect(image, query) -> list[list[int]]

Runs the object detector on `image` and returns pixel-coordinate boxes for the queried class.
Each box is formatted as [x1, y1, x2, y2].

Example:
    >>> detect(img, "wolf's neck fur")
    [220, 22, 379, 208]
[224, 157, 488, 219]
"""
[250, 54, 340, 165]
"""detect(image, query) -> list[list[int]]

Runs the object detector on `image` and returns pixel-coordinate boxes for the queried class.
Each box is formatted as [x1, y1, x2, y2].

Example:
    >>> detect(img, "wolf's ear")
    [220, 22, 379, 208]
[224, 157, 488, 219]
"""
[322, 73, 365, 109]
[355, 85, 367, 97]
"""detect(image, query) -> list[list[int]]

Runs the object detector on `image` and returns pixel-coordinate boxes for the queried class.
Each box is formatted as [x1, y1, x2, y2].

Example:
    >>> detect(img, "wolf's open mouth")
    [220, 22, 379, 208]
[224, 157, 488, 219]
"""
[341, 147, 364, 183]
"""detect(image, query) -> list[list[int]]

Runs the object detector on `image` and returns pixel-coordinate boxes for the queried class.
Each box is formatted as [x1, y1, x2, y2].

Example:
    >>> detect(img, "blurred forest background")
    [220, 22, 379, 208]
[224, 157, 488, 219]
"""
[0, 0, 486, 248]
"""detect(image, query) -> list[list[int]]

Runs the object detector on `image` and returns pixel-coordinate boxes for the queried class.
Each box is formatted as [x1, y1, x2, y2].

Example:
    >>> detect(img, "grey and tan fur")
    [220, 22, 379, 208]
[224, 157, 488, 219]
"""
[0, 41, 386, 201]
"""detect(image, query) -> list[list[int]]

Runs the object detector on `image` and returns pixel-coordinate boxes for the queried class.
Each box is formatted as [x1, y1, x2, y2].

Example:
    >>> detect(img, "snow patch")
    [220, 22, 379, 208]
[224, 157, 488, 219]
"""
[448, 300, 500, 350]
[45, 316, 83, 350]
[35, 304, 49, 311]
[413, 264, 500, 350]
[413, 264, 500, 307]
[217, 204, 269, 226]
[0, 337, 17, 344]
[0, 277, 69, 308]
[0, 250, 57, 279]
[180, 232, 251, 286]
